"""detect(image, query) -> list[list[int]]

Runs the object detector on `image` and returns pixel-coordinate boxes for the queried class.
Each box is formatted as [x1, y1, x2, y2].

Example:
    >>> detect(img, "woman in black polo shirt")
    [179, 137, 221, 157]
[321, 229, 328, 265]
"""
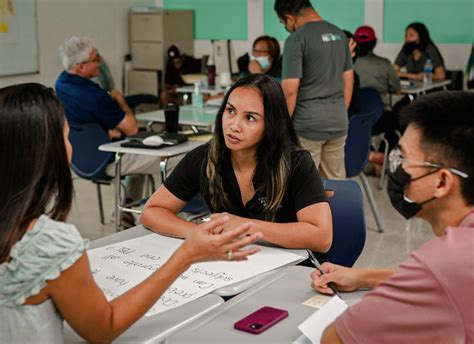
[141, 74, 332, 253]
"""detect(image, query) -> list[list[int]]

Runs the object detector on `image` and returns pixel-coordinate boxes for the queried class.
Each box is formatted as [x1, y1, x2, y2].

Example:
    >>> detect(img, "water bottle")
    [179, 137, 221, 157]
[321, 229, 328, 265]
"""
[423, 58, 433, 85]
[207, 64, 216, 86]
[192, 82, 203, 107]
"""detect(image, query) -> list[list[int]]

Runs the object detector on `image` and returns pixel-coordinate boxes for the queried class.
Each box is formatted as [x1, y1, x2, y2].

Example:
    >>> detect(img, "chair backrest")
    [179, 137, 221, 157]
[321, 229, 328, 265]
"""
[68, 122, 114, 180]
[345, 87, 384, 177]
[358, 86, 384, 119]
[323, 179, 366, 267]
[446, 70, 464, 90]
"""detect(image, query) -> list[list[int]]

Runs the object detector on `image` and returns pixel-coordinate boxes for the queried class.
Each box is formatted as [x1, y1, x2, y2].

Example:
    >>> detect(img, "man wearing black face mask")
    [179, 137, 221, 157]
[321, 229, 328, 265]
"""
[312, 91, 474, 343]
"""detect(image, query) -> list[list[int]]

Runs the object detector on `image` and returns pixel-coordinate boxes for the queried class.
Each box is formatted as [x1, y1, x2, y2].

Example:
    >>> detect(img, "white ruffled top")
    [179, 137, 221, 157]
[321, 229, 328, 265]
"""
[0, 215, 89, 343]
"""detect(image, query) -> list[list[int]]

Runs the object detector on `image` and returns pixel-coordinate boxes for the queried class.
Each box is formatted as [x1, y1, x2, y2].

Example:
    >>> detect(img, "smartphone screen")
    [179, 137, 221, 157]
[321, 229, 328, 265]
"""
[234, 306, 289, 334]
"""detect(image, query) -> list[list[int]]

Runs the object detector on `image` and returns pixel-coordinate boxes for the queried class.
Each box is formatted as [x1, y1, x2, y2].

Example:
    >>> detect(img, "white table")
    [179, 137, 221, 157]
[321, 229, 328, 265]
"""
[167, 266, 367, 343]
[136, 105, 218, 132]
[401, 79, 451, 101]
[99, 140, 204, 231]
[176, 85, 226, 95]
[63, 225, 224, 344]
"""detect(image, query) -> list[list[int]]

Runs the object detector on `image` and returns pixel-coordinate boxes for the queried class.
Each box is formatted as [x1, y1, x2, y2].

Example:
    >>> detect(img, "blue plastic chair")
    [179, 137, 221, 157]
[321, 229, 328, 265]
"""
[322, 179, 366, 267]
[345, 87, 384, 232]
[180, 194, 210, 221]
[69, 122, 114, 224]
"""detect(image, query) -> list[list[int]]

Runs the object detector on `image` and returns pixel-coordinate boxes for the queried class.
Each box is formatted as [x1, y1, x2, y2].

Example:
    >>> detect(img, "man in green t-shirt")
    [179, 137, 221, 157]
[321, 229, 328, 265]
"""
[274, 0, 354, 179]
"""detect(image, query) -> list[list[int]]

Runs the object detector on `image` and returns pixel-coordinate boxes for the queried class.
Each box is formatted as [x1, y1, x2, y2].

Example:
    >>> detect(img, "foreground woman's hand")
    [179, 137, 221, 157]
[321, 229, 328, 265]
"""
[209, 212, 250, 235]
[178, 216, 263, 264]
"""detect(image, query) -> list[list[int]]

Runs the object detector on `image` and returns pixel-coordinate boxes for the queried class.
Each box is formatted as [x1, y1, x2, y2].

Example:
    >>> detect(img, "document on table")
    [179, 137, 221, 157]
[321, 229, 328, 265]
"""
[87, 234, 301, 317]
[297, 296, 348, 343]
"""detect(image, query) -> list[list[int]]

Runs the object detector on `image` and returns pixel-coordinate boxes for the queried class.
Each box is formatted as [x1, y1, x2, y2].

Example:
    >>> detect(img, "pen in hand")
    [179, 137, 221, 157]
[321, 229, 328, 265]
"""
[307, 250, 342, 299]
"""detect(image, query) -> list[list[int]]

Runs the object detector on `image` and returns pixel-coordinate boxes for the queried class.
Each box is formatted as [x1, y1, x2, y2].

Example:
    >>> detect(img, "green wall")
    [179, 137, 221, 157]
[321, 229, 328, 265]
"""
[163, 0, 247, 40]
[384, 0, 474, 44]
[162, 0, 472, 44]
[264, 0, 365, 41]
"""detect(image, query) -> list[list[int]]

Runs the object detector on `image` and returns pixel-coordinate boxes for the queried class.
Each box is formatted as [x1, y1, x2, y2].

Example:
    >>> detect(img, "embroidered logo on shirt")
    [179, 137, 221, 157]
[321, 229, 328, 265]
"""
[321, 33, 342, 42]
[258, 197, 283, 209]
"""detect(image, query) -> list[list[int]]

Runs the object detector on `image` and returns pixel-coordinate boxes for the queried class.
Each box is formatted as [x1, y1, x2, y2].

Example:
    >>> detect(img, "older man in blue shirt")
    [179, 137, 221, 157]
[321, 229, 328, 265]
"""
[56, 36, 160, 223]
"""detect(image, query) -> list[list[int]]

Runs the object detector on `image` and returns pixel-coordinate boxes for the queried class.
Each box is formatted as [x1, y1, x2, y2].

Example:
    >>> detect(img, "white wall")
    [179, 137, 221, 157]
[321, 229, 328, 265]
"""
[0, 0, 149, 89]
[0, 0, 470, 90]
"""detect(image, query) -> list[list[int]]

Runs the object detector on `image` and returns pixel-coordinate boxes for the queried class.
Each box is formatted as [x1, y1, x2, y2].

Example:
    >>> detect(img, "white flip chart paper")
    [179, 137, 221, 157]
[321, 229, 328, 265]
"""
[87, 234, 301, 316]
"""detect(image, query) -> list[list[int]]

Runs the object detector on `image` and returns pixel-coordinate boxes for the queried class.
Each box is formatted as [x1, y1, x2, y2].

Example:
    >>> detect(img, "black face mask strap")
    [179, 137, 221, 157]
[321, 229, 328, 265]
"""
[418, 196, 437, 206]
[410, 168, 440, 182]
[407, 168, 440, 206]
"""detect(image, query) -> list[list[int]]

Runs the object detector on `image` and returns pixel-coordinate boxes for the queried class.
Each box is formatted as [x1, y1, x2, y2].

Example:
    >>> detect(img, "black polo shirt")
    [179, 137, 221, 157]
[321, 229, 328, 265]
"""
[164, 144, 327, 222]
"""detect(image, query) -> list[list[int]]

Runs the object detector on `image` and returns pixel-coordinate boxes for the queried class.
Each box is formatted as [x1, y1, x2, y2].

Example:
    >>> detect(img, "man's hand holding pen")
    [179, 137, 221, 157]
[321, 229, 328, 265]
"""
[310, 262, 360, 295]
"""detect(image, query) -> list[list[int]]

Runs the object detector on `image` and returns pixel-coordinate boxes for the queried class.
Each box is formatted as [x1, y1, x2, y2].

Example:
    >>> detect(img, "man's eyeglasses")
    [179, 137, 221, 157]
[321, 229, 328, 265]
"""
[80, 53, 101, 65]
[389, 147, 469, 178]
[252, 49, 270, 54]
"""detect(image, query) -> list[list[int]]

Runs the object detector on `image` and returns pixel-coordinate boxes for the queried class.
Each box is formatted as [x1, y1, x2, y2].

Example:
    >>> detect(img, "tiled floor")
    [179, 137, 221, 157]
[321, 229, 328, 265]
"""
[67, 173, 434, 270]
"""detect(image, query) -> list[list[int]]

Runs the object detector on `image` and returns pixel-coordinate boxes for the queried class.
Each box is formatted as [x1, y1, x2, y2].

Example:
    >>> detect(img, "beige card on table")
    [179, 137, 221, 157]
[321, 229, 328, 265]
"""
[303, 294, 332, 309]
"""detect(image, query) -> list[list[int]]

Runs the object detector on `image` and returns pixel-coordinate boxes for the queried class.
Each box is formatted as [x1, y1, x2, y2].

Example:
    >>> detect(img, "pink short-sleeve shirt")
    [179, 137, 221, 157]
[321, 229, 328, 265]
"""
[335, 212, 474, 343]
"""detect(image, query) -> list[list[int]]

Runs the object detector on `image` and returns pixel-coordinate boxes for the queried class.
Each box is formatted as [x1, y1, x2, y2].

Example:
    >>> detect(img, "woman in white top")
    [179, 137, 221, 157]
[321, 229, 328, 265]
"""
[0, 83, 262, 343]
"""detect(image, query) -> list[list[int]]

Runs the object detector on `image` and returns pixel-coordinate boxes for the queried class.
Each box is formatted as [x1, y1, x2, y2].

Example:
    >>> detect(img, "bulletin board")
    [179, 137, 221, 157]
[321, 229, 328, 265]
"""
[384, 0, 473, 44]
[0, 0, 38, 76]
[264, 0, 365, 41]
[163, 0, 247, 40]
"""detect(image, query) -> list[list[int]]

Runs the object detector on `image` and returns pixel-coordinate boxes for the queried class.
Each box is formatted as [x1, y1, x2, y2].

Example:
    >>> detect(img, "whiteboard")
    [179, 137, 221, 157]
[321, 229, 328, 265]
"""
[0, 0, 38, 76]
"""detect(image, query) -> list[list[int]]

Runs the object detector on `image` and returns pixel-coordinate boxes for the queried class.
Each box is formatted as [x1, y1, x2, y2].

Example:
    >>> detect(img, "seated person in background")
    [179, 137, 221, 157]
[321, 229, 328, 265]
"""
[55, 36, 159, 212]
[141, 74, 332, 256]
[161, 45, 203, 106]
[314, 91, 474, 343]
[342, 29, 360, 117]
[237, 36, 282, 79]
[354, 25, 401, 109]
[0, 83, 262, 343]
[93, 55, 159, 110]
[393, 22, 446, 82]
[355, 25, 402, 170]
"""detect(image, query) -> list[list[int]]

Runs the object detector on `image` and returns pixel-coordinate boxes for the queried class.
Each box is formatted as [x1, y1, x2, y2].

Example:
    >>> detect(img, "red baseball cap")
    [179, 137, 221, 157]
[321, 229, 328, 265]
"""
[355, 25, 376, 43]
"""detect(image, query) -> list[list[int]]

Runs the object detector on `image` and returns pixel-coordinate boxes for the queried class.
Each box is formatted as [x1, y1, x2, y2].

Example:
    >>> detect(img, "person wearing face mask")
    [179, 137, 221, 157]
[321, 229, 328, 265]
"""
[311, 91, 474, 343]
[274, 0, 354, 180]
[394, 22, 446, 82]
[237, 36, 282, 79]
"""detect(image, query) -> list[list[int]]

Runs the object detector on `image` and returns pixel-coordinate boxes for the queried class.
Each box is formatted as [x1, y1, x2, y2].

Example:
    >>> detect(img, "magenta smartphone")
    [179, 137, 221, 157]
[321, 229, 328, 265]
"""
[234, 306, 289, 334]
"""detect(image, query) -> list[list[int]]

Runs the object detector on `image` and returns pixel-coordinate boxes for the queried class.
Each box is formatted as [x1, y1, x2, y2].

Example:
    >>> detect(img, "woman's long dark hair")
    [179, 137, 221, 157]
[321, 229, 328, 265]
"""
[0, 83, 73, 263]
[402, 22, 444, 66]
[406, 22, 434, 51]
[206, 74, 298, 220]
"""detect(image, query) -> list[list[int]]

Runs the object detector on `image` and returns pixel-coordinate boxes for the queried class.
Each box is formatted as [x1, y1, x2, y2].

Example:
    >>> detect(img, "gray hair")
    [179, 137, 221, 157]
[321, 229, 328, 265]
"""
[60, 36, 96, 70]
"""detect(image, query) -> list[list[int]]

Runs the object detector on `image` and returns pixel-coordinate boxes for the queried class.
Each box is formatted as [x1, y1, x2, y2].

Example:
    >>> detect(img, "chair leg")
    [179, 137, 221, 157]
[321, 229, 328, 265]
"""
[378, 136, 390, 190]
[359, 174, 384, 233]
[96, 183, 105, 225]
[147, 174, 155, 194]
